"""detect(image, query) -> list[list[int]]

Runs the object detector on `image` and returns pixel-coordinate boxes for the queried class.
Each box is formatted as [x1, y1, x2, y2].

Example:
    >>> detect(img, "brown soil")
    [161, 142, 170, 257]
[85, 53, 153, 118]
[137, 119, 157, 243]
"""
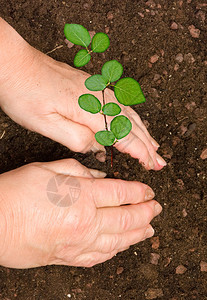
[0, 0, 207, 299]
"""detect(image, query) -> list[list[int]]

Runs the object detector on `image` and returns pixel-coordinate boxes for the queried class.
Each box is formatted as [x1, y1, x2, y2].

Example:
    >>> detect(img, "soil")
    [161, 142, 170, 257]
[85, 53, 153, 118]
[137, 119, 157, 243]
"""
[0, 0, 207, 299]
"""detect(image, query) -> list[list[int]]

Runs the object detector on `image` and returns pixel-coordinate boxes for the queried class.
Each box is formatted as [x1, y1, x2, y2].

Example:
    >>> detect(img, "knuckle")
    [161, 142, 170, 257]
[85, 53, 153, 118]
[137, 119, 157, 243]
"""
[111, 233, 121, 250]
[144, 203, 155, 222]
[114, 180, 128, 205]
[119, 209, 132, 232]
[100, 234, 119, 253]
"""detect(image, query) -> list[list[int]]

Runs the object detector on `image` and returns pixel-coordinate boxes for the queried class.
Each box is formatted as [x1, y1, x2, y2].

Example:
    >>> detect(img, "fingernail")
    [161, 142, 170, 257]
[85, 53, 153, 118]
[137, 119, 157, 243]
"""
[156, 154, 167, 166]
[89, 169, 107, 178]
[145, 188, 155, 200]
[149, 157, 154, 169]
[154, 203, 162, 215]
[144, 226, 155, 239]
[151, 138, 160, 148]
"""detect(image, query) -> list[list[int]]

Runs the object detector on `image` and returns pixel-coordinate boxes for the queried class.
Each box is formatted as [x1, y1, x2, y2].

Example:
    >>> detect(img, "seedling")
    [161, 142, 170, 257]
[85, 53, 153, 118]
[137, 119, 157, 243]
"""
[64, 24, 146, 165]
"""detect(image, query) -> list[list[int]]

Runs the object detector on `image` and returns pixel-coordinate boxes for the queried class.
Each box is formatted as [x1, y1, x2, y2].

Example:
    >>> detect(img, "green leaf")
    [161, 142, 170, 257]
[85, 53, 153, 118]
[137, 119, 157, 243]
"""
[78, 94, 101, 114]
[95, 130, 116, 146]
[64, 24, 91, 47]
[102, 103, 121, 116]
[74, 49, 91, 67]
[110, 115, 132, 139]
[91, 32, 110, 53]
[102, 60, 123, 83]
[85, 74, 108, 91]
[114, 78, 146, 106]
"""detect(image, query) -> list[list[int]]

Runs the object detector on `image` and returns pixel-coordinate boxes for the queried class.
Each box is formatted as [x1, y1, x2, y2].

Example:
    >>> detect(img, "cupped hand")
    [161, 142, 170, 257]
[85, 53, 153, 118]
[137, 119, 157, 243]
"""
[0, 158, 162, 268]
[0, 19, 166, 170]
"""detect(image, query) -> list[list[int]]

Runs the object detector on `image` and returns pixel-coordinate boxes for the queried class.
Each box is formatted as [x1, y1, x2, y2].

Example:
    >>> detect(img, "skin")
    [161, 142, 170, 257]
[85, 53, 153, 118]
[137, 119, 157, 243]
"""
[0, 158, 161, 269]
[0, 18, 165, 268]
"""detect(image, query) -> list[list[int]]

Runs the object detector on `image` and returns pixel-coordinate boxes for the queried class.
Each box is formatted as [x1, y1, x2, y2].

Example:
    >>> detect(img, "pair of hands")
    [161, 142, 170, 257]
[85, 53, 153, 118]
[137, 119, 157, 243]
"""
[0, 18, 165, 268]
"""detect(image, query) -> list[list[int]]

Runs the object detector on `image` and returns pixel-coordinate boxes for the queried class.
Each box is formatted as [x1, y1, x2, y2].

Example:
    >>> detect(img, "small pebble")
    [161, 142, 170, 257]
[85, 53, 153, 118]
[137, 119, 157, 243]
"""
[171, 22, 178, 30]
[105, 27, 110, 34]
[185, 123, 196, 137]
[89, 31, 96, 39]
[116, 267, 124, 275]
[151, 237, 160, 250]
[175, 53, 184, 63]
[107, 11, 114, 20]
[200, 261, 207, 272]
[145, 288, 163, 299]
[174, 64, 179, 71]
[196, 11, 206, 22]
[176, 265, 187, 274]
[143, 120, 150, 128]
[150, 253, 160, 265]
[160, 49, 164, 57]
[200, 148, 207, 160]
[182, 209, 187, 217]
[149, 88, 159, 98]
[146, 0, 156, 8]
[64, 39, 74, 49]
[185, 101, 196, 110]
[153, 74, 161, 81]
[196, 3, 207, 9]
[184, 53, 195, 64]
[188, 25, 200, 38]
[176, 179, 184, 189]
[114, 171, 120, 177]
[138, 12, 145, 18]
[149, 54, 159, 63]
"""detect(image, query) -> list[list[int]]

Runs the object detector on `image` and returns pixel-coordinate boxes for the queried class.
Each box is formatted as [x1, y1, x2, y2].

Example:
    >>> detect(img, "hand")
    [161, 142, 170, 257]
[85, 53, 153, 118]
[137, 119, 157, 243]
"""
[0, 158, 162, 269]
[0, 18, 166, 170]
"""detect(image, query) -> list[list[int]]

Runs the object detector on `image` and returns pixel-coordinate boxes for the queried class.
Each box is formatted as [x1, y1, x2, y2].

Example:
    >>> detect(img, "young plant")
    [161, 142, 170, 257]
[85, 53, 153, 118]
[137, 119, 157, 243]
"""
[64, 24, 146, 162]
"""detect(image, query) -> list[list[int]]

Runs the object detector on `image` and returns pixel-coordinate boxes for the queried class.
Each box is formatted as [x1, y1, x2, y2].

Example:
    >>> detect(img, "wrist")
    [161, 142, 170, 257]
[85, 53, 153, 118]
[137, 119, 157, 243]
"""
[0, 18, 35, 108]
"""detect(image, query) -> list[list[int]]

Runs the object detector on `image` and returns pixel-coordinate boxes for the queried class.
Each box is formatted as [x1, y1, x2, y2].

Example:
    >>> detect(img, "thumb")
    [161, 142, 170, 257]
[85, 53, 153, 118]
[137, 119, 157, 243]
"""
[38, 113, 105, 154]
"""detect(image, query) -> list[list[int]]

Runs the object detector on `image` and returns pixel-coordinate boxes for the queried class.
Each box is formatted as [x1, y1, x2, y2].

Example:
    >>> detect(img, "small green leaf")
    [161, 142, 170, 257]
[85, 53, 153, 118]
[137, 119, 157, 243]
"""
[74, 49, 91, 67]
[95, 130, 116, 146]
[110, 115, 132, 139]
[85, 74, 108, 91]
[91, 32, 110, 53]
[64, 24, 91, 47]
[114, 78, 146, 106]
[78, 94, 101, 114]
[102, 60, 123, 83]
[102, 103, 121, 116]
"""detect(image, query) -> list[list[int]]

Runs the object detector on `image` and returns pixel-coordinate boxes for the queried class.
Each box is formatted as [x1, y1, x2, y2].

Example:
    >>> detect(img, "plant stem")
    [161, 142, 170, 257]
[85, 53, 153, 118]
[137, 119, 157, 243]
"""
[102, 89, 113, 168]
[110, 146, 113, 168]
[102, 90, 108, 131]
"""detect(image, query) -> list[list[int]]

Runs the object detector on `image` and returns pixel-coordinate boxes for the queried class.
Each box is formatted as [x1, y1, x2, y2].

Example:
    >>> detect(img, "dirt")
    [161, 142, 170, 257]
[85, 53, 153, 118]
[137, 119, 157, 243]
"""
[0, 0, 207, 299]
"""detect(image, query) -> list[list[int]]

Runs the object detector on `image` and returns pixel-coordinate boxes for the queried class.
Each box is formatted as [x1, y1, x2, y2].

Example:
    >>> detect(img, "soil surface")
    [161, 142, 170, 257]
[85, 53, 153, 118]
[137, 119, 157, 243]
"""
[0, 0, 207, 299]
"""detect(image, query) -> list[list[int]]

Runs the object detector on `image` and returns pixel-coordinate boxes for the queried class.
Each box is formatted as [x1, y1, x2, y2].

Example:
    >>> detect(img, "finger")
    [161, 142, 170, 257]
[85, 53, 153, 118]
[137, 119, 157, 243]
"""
[86, 178, 155, 208]
[40, 158, 107, 178]
[37, 113, 105, 153]
[114, 131, 154, 170]
[93, 225, 154, 254]
[97, 200, 162, 234]
[104, 89, 160, 150]
[125, 107, 160, 149]
[128, 119, 167, 170]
